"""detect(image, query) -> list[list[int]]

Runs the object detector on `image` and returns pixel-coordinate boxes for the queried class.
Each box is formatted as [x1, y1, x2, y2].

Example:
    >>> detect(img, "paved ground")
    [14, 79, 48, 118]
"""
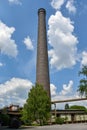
[1, 123, 87, 130]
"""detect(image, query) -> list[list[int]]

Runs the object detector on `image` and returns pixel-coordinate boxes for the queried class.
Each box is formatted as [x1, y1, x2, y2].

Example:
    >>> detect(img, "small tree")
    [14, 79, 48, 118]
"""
[77, 65, 87, 97]
[65, 103, 69, 110]
[21, 84, 51, 125]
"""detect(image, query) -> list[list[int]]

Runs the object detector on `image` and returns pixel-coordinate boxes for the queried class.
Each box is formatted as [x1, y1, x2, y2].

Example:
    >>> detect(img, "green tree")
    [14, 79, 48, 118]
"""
[65, 103, 69, 110]
[69, 105, 87, 111]
[77, 65, 87, 97]
[21, 84, 51, 125]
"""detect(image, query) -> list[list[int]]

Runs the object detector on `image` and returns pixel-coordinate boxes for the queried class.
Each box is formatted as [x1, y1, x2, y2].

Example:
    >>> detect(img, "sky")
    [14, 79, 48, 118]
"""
[0, 0, 87, 109]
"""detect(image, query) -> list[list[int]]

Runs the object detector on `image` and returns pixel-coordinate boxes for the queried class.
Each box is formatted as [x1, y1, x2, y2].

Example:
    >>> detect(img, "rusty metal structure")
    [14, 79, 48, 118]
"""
[51, 97, 87, 104]
[36, 8, 50, 97]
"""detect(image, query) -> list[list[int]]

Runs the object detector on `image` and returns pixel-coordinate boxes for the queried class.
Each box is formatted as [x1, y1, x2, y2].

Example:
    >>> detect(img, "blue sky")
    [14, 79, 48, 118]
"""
[0, 0, 87, 109]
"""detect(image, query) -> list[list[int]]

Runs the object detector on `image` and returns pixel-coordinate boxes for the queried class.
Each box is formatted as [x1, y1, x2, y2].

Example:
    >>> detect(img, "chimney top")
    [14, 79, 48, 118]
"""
[38, 8, 46, 15]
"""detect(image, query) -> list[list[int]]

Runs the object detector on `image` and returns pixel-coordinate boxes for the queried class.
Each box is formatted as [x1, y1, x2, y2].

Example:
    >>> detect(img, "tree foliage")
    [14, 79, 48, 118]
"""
[69, 105, 86, 111]
[77, 65, 87, 97]
[21, 84, 51, 125]
[65, 103, 69, 110]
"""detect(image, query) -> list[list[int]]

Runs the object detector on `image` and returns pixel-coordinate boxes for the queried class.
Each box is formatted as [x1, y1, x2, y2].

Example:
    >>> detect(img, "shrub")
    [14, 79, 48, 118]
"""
[55, 117, 64, 124]
[0, 114, 10, 126]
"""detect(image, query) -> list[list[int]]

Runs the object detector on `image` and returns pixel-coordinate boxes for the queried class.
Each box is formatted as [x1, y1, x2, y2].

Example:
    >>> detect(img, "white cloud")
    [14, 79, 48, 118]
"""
[0, 21, 18, 57]
[48, 11, 78, 70]
[51, 80, 73, 100]
[81, 51, 87, 66]
[50, 83, 57, 96]
[23, 36, 34, 50]
[66, 0, 76, 14]
[60, 80, 73, 96]
[51, 0, 65, 10]
[0, 78, 33, 108]
[50, 0, 76, 14]
[0, 62, 4, 67]
[8, 0, 22, 5]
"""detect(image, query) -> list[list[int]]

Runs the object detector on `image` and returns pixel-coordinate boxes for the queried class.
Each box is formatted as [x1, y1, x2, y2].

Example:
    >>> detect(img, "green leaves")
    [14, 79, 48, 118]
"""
[65, 103, 69, 109]
[79, 65, 87, 77]
[21, 84, 51, 125]
[69, 105, 87, 111]
[78, 65, 87, 97]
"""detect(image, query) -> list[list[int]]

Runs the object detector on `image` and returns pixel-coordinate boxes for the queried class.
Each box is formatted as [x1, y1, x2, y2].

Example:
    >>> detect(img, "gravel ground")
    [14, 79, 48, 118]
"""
[1, 123, 87, 130]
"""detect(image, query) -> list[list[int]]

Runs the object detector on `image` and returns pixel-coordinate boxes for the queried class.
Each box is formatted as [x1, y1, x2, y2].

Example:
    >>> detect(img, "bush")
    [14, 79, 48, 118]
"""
[9, 118, 21, 128]
[55, 117, 64, 124]
[0, 114, 10, 126]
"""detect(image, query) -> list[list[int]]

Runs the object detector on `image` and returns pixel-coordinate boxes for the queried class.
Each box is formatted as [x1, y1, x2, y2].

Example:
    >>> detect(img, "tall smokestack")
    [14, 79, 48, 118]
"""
[36, 8, 50, 97]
